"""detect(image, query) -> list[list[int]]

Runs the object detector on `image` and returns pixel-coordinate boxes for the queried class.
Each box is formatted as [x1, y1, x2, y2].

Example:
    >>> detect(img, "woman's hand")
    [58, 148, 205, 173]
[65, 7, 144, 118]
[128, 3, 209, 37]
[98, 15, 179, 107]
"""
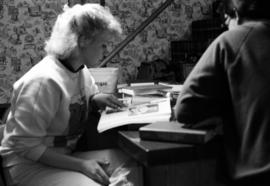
[79, 159, 110, 185]
[92, 93, 126, 110]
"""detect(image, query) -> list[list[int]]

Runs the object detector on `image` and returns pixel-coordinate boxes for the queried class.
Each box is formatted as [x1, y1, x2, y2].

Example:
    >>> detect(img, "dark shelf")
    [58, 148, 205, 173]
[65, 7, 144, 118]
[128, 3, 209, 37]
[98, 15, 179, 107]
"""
[171, 18, 225, 82]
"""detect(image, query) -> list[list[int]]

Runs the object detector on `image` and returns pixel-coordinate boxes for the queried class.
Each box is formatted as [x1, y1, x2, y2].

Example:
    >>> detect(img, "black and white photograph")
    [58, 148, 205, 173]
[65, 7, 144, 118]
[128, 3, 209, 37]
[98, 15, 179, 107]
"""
[0, 0, 270, 186]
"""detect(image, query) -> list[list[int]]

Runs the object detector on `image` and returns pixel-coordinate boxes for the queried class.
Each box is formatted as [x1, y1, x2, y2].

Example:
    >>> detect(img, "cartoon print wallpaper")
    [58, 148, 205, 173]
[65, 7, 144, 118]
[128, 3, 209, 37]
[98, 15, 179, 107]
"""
[0, 0, 214, 103]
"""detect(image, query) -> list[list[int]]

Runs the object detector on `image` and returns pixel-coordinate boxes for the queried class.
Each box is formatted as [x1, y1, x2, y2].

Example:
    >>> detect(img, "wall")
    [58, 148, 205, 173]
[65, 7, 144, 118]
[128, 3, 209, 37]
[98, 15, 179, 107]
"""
[0, 0, 68, 103]
[0, 0, 214, 103]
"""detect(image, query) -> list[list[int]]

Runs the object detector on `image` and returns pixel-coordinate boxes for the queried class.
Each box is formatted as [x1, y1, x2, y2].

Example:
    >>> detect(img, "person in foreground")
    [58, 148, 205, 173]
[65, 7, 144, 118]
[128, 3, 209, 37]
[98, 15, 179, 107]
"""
[174, 0, 270, 185]
[0, 4, 141, 186]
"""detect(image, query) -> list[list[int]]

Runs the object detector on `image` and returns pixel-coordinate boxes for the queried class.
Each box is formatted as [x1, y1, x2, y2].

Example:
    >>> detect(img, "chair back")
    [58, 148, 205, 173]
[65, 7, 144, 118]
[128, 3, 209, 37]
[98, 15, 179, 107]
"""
[0, 124, 4, 142]
[0, 124, 6, 186]
[0, 105, 8, 186]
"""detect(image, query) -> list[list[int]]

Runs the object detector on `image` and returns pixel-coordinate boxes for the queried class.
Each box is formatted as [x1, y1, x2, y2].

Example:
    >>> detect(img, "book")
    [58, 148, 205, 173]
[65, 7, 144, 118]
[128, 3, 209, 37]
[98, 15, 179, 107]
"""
[118, 83, 172, 96]
[97, 98, 172, 133]
[157, 82, 183, 101]
[139, 121, 217, 144]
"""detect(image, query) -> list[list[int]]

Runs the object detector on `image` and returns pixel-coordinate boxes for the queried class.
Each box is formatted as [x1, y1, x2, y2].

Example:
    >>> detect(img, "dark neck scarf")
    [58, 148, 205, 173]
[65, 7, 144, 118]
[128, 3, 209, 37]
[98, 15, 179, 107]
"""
[59, 59, 84, 73]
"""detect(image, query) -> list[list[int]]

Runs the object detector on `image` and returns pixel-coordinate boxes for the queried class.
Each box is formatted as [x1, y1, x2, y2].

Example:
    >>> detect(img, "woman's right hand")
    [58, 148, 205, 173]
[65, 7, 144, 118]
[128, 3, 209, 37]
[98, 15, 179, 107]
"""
[92, 93, 126, 110]
[79, 159, 110, 185]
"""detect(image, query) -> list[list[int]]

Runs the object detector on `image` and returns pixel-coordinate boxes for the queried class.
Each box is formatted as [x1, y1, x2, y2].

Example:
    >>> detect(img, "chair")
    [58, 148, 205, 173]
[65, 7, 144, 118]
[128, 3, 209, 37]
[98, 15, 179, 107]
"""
[0, 124, 6, 186]
[0, 105, 9, 186]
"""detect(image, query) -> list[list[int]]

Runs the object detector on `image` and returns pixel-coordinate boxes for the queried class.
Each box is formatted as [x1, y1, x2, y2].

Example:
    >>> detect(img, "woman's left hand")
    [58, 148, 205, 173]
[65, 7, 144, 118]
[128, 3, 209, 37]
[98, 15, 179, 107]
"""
[92, 93, 126, 110]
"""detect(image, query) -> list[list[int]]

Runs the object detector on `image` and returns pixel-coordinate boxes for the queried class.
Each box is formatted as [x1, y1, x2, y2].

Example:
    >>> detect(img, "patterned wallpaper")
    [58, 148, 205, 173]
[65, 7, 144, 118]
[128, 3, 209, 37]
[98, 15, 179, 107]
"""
[0, 0, 214, 103]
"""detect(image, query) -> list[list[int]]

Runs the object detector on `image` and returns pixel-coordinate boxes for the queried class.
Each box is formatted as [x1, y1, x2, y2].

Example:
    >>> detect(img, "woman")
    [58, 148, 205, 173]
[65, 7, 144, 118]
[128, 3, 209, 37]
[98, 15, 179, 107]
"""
[0, 4, 140, 186]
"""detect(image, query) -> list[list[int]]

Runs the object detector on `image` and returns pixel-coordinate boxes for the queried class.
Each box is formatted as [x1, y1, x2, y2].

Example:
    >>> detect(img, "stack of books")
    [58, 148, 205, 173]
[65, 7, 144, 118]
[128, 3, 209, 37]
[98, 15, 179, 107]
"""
[118, 82, 172, 97]
[118, 82, 182, 108]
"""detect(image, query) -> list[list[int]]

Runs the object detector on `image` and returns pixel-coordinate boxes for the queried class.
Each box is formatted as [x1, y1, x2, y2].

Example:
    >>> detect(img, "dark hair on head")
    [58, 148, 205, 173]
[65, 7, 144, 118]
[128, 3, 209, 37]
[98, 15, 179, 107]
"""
[215, 0, 236, 19]
[231, 0, 270, 20]
[223, 0, 236, 18]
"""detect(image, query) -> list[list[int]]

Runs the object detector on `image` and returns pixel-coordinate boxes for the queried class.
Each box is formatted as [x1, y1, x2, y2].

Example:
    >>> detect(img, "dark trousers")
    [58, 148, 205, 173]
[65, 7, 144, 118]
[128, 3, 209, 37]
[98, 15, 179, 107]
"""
[227, 173, 270, 186]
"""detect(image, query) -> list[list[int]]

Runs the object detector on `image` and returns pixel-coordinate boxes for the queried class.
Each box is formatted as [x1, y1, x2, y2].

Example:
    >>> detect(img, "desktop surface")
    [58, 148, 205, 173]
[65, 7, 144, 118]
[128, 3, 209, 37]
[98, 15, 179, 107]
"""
[118, 131, 219, 167]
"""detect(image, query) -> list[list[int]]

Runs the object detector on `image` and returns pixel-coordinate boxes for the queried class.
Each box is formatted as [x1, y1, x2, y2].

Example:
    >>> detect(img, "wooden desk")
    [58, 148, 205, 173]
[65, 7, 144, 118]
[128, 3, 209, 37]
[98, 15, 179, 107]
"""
[118, 131, 225, 186]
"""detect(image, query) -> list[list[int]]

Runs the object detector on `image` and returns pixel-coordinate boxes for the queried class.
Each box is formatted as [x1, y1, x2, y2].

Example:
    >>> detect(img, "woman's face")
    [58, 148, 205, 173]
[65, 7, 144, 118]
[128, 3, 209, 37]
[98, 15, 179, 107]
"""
[80, 32, 111, 68]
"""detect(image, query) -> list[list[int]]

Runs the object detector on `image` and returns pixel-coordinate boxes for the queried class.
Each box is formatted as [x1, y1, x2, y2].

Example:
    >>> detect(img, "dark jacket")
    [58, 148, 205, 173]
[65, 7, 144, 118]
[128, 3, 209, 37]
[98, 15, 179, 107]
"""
[175, 21, 270, 184]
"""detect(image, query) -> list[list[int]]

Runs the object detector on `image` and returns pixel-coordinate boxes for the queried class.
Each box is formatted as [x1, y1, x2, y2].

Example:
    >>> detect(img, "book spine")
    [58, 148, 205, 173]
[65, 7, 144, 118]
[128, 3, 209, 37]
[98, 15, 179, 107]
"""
[139, 130, 206, 144]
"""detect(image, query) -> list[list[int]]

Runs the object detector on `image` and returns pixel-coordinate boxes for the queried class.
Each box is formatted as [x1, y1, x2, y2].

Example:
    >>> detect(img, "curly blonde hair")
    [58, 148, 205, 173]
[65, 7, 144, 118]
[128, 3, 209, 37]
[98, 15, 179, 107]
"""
[45, 3, 122, 60]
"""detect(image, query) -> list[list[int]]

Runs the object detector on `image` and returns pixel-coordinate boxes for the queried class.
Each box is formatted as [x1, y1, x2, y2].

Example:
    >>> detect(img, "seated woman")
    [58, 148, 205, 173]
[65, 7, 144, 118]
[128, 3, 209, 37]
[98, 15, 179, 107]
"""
[0, 4, 141, 186]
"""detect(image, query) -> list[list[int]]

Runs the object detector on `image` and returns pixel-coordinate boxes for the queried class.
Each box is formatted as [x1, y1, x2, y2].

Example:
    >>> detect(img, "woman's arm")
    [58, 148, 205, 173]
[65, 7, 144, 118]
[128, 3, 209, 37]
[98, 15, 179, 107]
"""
[2, 78, 109, 185]
[174, 38, 225, 124]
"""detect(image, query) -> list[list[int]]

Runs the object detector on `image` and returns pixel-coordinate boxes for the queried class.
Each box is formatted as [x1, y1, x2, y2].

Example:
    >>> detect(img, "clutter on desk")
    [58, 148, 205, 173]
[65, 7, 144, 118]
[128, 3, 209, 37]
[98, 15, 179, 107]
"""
[118, 82, 182, 108]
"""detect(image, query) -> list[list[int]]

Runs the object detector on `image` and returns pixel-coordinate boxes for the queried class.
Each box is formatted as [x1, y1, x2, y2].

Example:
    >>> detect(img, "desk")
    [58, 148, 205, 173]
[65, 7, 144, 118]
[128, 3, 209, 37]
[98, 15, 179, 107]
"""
[118, 131, 225, 186]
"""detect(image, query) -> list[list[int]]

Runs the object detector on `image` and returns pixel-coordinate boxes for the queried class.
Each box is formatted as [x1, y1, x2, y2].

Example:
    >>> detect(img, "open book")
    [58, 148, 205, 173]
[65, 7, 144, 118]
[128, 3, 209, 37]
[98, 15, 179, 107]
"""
[97, 98, 171, 133]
